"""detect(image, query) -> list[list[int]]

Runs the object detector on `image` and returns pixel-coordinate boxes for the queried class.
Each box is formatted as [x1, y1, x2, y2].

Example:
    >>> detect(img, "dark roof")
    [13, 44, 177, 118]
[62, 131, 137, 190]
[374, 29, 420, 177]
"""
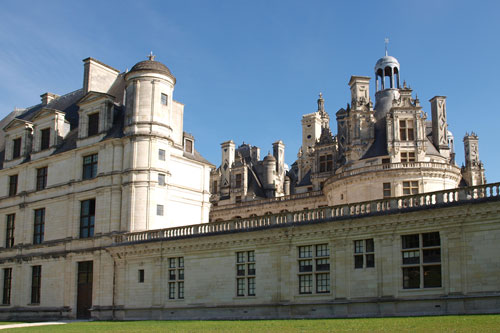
[296, 170, 312, 187]
[362, 121, 388, 159]
[129, 60, 176, 82]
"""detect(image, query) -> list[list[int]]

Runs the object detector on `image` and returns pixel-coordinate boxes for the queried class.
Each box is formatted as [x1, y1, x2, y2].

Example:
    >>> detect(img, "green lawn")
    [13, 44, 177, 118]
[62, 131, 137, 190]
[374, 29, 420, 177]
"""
[6, 315, 500, 332]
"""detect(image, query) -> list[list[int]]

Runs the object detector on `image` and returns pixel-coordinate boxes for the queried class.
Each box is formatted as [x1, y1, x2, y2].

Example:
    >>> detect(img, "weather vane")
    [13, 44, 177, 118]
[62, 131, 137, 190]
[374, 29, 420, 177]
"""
[148, 51, 156, 61]
[384, 38, 389, 56]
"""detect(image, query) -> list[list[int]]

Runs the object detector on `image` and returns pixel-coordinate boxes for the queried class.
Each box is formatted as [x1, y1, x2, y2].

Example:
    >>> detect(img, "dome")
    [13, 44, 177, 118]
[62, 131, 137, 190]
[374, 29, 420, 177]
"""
[129, 59, 176, 82]
[375, 55, 400, 71]
[264, 154, 276, 162]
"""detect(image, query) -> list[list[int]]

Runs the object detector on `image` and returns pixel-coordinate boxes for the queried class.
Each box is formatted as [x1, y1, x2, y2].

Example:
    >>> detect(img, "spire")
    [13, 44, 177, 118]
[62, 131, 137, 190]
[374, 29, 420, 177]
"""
[317, 92, 325, 112]
[384, 38, 389, 56]
[147, 51, 156, 61]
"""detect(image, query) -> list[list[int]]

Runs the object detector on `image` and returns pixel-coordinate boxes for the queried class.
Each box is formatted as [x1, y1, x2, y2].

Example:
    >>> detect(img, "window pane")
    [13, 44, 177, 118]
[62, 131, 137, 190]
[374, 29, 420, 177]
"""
[402, 250, 420, 265]
[299, 246, 312, 258]
[247, 263, 256, 276]
[423, 265, 442, 288]
[354, 255, 364, 269]
[169, 258, 176, 268]
[237, 264, 245, 276]
[236, 252, 245, 263]
[354, 240, 364, 253]
[402, 234, 419, 249]
[237, 278, 245, 296]
[247, 277, 255, 296]
[299, 274, 312, 294]
[366, 239, 374, 253]
[316, 244, 329, 257]
[422, 232, 440, 247]
[366, 254, 375, 268]
[316, 258, 330, 271]
[299, 260, 313, 272]
[247, 251, 255, 262]
[316, 273, 330, 293]
[169, 282, 175, 299]
[403, 267, 420, 289]
[423, 249, 441, 263]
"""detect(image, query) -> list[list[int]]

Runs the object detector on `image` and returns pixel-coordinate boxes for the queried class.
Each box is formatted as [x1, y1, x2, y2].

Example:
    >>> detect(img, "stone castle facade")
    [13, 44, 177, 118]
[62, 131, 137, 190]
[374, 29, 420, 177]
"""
[0, 53, 498, 321]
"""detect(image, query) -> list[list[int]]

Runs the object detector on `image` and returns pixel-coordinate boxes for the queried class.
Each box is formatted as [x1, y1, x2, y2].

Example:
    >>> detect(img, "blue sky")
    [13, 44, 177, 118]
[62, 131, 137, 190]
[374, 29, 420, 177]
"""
[0, 0, 499, 182]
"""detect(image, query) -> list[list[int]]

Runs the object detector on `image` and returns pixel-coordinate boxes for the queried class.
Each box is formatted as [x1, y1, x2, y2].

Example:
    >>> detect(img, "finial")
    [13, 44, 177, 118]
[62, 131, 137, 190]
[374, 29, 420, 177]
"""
[319, 92, 323, 99]
[317, 92, 325, 112]
[148, 51, 156, 61]
[403, 80, 407, 88]
[384, 37, 389, 56]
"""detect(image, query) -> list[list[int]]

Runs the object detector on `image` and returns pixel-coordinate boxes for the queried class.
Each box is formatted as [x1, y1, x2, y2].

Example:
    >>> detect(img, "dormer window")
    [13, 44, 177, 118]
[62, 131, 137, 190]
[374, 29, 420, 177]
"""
[40, 128, 50, 150]
[399, 120, 414, 141]
[185, 139, 193, 154]
[161, 93, 168, 106]
[12, 138, 21, 159]
[88, 113, 99, 137]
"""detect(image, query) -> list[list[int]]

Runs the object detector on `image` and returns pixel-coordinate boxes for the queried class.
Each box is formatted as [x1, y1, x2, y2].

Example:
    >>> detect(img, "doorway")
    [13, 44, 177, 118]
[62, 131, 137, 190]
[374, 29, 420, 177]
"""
[77, 261, 93, 319]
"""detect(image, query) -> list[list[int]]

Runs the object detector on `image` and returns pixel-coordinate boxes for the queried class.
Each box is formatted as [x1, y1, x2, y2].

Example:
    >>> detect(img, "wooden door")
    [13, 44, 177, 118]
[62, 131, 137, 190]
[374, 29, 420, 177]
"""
[77, 261, 93, 319]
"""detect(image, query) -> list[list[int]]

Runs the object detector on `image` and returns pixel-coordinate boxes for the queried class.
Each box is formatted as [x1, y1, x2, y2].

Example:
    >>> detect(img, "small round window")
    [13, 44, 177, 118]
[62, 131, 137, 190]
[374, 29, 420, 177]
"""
[307, 135, 311, 139]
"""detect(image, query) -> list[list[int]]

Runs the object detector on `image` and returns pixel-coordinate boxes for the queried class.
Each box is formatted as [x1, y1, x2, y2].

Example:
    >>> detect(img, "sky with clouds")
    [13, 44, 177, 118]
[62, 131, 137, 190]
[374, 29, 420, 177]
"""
[0, 0, 499, 182]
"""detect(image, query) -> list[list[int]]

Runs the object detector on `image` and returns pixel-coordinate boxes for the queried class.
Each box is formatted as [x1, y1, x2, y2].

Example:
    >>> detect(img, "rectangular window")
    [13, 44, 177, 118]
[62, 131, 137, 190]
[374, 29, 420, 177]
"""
[161, 93, 168, 106]
[36, 167, 48, 191]
[236, 250, 256, 296]
[40, 128, 50, 150]
[158, 173, 166, 186]
[383, 182, 391, 198]
[212, 180, 218, 194]
[402, 232, 441, 289]
[6, 214, 15, 248]
[402, 181, 419, 195]
[138, 269, 144, 283]
[80, 199, 95, 238]
[168, 257, 184, 299]
[185, 139, 193, 154]
[12, 138, 21, 159]
[235, 174, 242, 188]
[8, 175, 18, 197]
[87, 113, 99, 137]
[298, 244, 330, 294]
[82, 154, 98, 180]
[158, 149, 166, 161]
[157, 204, 164, 216]
[354, 239, 375, 269]
[31, 265, 41, 304]
[319, 154, 333, 172]
[33, 209, 45, 245]
[401, 152, 415, 163]
[2, 268, 12, 305]
[399, 119, 415, 141]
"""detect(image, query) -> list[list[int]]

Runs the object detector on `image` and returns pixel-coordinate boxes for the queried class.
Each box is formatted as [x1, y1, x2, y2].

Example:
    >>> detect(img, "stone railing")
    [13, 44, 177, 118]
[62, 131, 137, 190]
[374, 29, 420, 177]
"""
[211, 190, 324, 211]
[114, 182, 500, 244]
[330, 162, 461, 181]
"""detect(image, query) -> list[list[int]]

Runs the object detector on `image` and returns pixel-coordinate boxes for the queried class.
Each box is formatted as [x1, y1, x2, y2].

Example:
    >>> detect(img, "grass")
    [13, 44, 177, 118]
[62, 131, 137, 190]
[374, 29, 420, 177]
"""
[5, 315, 500, 332]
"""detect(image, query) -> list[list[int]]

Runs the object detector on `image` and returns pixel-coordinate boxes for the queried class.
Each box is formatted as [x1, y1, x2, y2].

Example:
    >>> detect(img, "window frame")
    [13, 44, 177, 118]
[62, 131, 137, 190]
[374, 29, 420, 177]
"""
[401, 152, 416, 163]
[12, 138, 21, 159]
[40, 128, 50, 151]
[401, 232, 442, 289]
[5, 214, 15, 248]
[33, 208, 45, 245]
[8, 175, 18, 197]
[383, 182, 391, 198]
[168, 257, 184, 300]
[399, 119, 415, 141]
[158, 173, 166, 186]
[319, 154, 333, 172]
[298, 244, 330, 294]
[31, 265, 41, 304]
[87, 112, 100, 137]
[2, 268, 12, 305]
[236, 250, 256, 297]
[80, 199, 95, 239]
[354, 239, 375, 269]
[161, 93, 168, 106]
[157, 204, 164, 216]
[158, 149, 166, 161]
[82, 153, 98, 180]
[402, 181, 419, 195]
[36, 167, 48, 191]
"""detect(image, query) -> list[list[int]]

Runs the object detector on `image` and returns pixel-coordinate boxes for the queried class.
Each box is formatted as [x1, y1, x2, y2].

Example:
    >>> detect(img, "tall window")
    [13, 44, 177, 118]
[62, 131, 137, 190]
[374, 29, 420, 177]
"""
[40, 128, 50, 150]
[138, 269, 145, 283]
[158, 149, 166, 161]
[168, 257, 184, 299]
[236, 251, 256, 297]
[80, 199, 95, 238]
[298, 244, 330, 294]
[12, 138, 21, 159]
[399, 119, 415, 141]
[31, 265, 41, 304]
[5, 214, 15, 248]
[161, 93, 168, 106]
[235, 174, 242, 188]
[2, 268, 12, 305]
[157, 204, 164, 216]
[402, 181, 419, 195]
[82, 154, 98, 180]
[354, 239, 375, 269]
[87, 113, 99, 136]
[401, 152, 415, 162]
[8, 175, 18, 197]
[212, 180, 218, 194]
[383, 183, 391, 198]
[36, 167, 48, 191]
[402, 232, 441, 289]
[33, 208, 45, 245]
[319, 154, 333, 172]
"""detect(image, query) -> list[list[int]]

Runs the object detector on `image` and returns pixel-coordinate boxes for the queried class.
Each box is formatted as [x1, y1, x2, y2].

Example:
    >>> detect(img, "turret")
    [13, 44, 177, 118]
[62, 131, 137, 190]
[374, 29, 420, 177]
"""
[220, 140, 236, 195]
[263, 153, 276, 195]
[462, 133, 486, 186]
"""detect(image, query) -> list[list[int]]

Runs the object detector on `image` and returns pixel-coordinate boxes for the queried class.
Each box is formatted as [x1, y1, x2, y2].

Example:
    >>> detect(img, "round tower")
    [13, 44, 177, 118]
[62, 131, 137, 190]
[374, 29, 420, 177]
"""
[263, 153, 276, 191]
[124, 54, 176, 138]
[374, 54, 401, 121]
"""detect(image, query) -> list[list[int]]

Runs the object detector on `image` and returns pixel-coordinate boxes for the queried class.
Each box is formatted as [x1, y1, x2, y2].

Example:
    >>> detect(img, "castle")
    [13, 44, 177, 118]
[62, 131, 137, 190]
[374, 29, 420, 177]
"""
[0, 52, 498, 321]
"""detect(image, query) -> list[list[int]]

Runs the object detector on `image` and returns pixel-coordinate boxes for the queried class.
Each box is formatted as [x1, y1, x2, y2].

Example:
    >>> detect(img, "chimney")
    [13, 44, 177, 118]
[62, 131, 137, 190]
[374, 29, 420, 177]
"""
[40, 92, 59, 105]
